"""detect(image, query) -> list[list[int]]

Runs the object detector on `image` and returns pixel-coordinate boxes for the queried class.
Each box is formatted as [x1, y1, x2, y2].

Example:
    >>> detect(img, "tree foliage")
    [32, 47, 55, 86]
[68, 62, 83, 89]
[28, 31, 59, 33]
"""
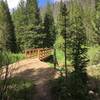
[94, 0, 100, 44]
[68, 6, 89, 100]
[43, 2, 56, 48]
[57, 0, 71, 78]
[25, 0, 44, 48]
[12, 0, 27, 51]
[0, 0, 17, 52]
[12, 0, 45, 50]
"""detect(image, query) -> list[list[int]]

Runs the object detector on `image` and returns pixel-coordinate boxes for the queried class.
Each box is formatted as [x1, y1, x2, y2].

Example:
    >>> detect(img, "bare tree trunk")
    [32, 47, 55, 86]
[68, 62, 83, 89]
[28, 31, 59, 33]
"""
[53, 48, 57, 69]
[0, 65, 9, 100]
[64, 35, 67, 80]
[0, 51, 9, 100]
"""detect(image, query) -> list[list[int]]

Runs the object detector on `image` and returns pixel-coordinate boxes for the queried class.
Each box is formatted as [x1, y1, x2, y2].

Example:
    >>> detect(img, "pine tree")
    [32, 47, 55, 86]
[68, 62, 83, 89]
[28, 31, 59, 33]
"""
[71, 16, 88, 79]
[43, 2, 56, 48]
[0, 0, 17, 53]
[58, 0, 70, 79]
[12, 0, 27, 51]
[25, 0, 43, 49]
[70, 9, 89, 100]
[0, 0, 5, 50]
[95, 0, 100, 44]
[26, 0, 41, 25]
[69, 0, 96, 45]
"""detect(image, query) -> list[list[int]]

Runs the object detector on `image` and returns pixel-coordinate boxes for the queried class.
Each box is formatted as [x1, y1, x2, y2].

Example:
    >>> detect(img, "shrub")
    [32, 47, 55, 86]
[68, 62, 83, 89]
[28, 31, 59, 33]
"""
[0, 78, 35, 100]
[51, 73, 90, 100]
[51, 77, 68, 100]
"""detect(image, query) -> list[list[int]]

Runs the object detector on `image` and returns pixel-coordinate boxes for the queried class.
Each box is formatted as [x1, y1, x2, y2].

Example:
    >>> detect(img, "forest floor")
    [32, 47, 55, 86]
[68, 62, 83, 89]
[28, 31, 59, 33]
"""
[5, 58, 59, 100]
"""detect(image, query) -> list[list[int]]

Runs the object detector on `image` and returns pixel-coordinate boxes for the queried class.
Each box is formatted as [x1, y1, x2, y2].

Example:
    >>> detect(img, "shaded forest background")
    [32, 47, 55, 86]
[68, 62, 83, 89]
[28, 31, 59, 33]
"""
[0, 0, 100, 52]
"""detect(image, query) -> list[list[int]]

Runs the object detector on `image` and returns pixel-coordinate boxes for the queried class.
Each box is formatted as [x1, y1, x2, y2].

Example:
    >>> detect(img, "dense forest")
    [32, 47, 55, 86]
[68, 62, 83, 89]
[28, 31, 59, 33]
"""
[0, 0, 100, 100]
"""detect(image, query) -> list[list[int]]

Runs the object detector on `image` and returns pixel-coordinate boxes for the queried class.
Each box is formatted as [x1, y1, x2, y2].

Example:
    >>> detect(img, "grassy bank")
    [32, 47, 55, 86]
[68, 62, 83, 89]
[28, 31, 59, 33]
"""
[0, 52, 25, 67]
[87, 46, 100, 65]
[53, 46, 100, 66]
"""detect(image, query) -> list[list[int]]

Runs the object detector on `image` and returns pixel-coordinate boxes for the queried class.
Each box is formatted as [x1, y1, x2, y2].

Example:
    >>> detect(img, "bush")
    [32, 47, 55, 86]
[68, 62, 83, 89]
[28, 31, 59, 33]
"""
[51, 73, 90, 100]
[0, 78, 35, 100]
[51, 77, 68, 100]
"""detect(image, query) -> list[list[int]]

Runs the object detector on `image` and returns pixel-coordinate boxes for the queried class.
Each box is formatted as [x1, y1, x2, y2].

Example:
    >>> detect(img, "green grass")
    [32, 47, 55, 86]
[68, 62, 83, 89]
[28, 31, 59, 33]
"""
[56, 49, 64, 63]
[87, 46, 100, 65]
[55, 49, 71, 65]
[0, 52, 25, 67]
[52, 46, 100, 66]
[7, 53, 26, 64]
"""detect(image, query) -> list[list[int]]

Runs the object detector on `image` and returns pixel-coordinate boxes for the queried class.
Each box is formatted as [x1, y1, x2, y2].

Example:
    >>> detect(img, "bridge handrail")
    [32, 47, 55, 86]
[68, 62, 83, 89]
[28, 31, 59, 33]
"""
[24, 48, 53, 60]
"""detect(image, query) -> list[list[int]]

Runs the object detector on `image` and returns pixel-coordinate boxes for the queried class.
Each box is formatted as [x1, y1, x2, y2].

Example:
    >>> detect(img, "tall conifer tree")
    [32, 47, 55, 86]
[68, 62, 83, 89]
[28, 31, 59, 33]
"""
[43, 2, 56, 48]
[25, 0, 43, 48]
[95, 0, 100, 44]
[70, 5, 89, 100]
[0, 0, 17, 52]
[12, 0, 27, 51]
[58, 0, 70, 78]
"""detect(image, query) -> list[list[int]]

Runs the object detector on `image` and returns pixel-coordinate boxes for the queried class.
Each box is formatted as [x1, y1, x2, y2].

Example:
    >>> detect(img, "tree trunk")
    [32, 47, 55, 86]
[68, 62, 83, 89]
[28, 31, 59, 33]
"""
[64, 35, 67, 80]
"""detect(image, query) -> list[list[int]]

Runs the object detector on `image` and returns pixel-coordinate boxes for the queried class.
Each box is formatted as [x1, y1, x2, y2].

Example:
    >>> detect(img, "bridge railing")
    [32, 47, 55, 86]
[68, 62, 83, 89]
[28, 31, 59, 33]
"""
[24, 48, 53, 60]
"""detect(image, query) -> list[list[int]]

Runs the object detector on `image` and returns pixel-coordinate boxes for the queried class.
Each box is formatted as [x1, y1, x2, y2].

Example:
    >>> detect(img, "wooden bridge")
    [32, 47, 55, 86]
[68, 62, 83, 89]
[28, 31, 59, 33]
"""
[24, 48, 53, 60]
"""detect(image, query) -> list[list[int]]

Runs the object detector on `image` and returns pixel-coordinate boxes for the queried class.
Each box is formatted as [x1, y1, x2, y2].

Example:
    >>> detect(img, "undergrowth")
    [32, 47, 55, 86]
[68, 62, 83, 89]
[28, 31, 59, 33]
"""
[0, 77, 35, 100]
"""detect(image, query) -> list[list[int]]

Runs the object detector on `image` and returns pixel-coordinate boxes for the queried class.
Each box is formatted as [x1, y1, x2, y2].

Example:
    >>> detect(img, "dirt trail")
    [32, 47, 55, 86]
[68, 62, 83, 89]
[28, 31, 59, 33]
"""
[6, 58, 59, 100]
